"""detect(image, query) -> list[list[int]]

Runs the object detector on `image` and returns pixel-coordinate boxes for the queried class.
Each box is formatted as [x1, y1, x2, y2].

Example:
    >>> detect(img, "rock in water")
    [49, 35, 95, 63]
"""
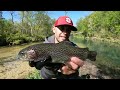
[17, 41, 97, 66]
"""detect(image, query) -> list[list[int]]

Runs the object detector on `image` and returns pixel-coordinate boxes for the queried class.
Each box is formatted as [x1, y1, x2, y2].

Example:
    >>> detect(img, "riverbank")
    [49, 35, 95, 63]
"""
[88, 37, 120, 45]
[0, 42, 40, 79]
[72, 34, 120, 45]
[0, 60, 36, 79]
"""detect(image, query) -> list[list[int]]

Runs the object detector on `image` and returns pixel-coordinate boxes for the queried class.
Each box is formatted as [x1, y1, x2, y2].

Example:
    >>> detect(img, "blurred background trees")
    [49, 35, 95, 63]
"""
[0, 11, 120, 46]
[0, 11, 55, 46]
[76, 11, 120, 40]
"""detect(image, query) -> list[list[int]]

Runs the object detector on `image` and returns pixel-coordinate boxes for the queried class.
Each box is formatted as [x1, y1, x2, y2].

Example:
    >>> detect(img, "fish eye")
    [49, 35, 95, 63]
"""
[21, 52, 24, 54]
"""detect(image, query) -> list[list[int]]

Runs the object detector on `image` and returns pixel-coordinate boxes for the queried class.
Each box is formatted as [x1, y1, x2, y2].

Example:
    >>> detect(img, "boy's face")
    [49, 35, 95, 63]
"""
[52, 25, 72, 43]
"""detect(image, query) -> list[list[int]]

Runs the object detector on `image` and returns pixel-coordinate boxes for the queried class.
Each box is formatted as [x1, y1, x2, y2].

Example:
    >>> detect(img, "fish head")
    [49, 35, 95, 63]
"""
[16, 48, 29, 61]
[17, 48, 36, 61]
[17, 47, 52, 69]
[88, 51, 97, 61]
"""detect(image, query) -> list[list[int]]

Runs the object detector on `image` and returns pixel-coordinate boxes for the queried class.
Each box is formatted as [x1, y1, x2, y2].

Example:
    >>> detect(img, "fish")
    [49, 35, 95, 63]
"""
[17, 41, 97, 69]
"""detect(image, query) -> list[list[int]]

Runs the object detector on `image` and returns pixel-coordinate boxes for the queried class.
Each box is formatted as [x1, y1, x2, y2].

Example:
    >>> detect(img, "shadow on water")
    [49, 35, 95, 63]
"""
[71, 37, 120, 79]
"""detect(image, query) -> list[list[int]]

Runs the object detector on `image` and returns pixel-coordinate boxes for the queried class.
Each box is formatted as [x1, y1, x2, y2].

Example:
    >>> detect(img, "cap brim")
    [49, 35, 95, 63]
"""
[71, 26, 77, 31]
[55, 25, 77, 31]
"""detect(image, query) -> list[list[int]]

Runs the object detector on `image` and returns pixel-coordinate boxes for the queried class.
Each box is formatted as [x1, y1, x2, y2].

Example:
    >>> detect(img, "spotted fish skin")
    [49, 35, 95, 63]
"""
[17, 41, 97, 64]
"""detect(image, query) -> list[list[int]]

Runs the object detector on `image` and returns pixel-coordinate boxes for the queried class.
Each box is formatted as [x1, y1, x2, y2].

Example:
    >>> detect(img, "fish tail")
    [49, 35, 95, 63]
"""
[87, 51, 97, 61]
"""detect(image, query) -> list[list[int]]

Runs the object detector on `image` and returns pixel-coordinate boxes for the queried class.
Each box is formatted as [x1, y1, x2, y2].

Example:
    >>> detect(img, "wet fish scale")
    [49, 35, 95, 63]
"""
[17, 41, 97, 64]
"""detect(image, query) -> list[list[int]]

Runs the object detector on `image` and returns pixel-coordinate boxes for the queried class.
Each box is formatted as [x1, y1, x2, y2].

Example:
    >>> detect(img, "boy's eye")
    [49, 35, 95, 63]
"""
[58, 26, 71, 31]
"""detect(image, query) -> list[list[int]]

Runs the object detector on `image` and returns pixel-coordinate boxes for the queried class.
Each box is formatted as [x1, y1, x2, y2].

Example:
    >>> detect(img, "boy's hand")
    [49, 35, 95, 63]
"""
[61, 57, 84, 75]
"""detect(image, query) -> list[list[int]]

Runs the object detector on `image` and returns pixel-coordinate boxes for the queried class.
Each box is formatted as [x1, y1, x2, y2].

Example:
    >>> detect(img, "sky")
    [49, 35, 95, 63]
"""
[2, 11, 93, 26]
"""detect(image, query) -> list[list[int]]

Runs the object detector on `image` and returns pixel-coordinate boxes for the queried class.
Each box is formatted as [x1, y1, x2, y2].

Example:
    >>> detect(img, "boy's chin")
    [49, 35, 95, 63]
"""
[60, 38, 68, 42]
[59, 39, 66, 42]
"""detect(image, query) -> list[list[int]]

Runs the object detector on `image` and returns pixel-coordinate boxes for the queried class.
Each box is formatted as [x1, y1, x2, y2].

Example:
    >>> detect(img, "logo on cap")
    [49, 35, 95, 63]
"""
[65, 17, 71, 24]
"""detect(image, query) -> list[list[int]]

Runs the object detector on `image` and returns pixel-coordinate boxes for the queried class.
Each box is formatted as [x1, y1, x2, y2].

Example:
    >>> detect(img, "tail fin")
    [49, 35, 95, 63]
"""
[87, 51, 97, 61]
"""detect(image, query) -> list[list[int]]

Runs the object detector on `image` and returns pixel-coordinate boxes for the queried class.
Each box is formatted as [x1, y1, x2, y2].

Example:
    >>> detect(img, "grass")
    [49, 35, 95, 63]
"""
[26, 70, 42, 79]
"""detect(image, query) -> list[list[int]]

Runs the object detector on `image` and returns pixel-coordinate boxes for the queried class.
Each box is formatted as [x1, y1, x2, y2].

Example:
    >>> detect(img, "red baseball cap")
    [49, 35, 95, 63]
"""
[54, 16, 77, 31]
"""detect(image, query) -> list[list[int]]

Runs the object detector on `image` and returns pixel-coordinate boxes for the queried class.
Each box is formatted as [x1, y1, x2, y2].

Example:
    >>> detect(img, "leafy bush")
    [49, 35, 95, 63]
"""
[12, 40, 23, 45]
[0, 35, 7, 46]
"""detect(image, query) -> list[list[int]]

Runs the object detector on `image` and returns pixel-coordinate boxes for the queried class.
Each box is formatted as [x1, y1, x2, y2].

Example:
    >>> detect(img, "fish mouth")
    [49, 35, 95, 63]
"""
[16, 55, 21, 60]
[16, 54, 28, 61]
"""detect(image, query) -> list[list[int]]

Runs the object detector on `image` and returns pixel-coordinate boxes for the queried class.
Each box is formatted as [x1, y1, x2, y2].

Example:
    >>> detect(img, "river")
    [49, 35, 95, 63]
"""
[71, 37, 120, 79]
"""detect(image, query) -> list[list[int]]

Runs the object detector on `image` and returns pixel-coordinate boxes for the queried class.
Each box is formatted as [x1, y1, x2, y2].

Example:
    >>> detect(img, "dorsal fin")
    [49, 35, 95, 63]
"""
[58, 41, 73, 46]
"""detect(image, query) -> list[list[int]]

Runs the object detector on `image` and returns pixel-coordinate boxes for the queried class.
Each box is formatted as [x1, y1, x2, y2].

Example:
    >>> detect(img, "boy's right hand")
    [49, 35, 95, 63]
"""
[60, 56, 84, 75]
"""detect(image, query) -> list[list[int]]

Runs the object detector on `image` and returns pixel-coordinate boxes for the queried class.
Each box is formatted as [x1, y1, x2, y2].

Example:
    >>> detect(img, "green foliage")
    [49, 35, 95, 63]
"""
[0, 11, 55, 46]
[12, 40, 23, 45]
[26, 70, 42, 79]
[76, 11, 120, 41]
[32, 35, 44, 42]
[0, 34, 7, 46]
[6, 33, 30, 45]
